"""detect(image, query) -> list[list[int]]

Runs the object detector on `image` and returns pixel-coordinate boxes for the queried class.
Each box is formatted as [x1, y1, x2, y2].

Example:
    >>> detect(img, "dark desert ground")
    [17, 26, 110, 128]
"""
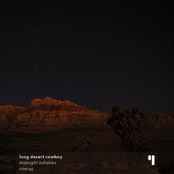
[0, 97, 174, 173]
[0, 127, 174, 173]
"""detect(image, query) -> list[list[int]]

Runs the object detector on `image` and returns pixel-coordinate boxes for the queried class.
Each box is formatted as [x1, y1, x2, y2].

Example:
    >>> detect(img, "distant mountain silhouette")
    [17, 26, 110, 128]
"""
[0, 97, 174, 132]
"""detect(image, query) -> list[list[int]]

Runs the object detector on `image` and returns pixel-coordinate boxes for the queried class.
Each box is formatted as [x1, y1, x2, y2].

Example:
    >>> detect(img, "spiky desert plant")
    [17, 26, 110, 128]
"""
[125, 108, 131, 114]
[107, 104, 152, 173]
[112, 103, 120, 113]
[82, 132, 99, 173]
[132, 106, 138, 114]
[139, 111, 146, 119]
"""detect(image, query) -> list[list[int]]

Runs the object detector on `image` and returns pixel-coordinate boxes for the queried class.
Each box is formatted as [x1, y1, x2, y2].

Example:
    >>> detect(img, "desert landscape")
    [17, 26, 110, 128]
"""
[0, 97, 174, 173]
[1, 0, 173, 173]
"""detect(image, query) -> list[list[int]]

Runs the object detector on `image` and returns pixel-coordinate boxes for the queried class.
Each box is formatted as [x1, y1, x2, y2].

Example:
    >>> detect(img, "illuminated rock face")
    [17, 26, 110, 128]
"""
[27, 97, 88, 111]
[0, 97, 174, 132]
[26, 103, 89, 112]
[0, 97, 111, 132]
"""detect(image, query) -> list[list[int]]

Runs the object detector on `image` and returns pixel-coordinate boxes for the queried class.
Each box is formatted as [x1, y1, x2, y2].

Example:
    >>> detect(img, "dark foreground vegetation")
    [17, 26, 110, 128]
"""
[0, 103, 174, 173]
[0, 129, 174, 173]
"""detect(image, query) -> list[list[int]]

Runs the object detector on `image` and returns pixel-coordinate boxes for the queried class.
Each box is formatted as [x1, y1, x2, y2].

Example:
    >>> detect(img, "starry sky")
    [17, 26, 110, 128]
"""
[0, 1, 174, 115]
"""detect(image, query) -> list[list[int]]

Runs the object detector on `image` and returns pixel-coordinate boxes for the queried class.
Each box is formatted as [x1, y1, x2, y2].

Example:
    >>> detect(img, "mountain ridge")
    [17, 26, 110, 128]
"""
[0, 97, 174, 132]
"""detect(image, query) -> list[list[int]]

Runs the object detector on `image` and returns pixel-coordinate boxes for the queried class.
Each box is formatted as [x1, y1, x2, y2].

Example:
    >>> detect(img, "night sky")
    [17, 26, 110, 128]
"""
[0, 1, 174, 115]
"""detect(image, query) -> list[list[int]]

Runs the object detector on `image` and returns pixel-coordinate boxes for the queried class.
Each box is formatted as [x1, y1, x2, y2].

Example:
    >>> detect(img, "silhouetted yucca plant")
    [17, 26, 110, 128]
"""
[112, 104, 120, 113]
[125, 108, 131, 114]
[107, 104, 151, 173]
[82, 132, 99, 173]
[132, 106, 138, 114]
[139, 111, 146, 119]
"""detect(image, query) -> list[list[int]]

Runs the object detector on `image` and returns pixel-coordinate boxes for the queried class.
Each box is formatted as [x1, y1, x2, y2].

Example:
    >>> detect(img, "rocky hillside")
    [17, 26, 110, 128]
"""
[0, 97, 111, 132]
[0, 97, 174, 132]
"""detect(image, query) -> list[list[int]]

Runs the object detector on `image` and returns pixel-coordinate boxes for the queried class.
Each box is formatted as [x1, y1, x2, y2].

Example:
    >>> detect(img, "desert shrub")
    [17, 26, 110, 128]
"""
[132, 106, 138, 114]
[82, 132, 100, 173]
[112, 104, 120, 113]
[125, 108, 131, 114]
[107, 104, 152, 173]
[139, 111, 146, 119]
[118, 110, 125, 117]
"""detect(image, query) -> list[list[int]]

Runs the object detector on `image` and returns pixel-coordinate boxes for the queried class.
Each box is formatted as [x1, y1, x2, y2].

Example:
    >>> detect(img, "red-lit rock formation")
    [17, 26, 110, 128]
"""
[25, 104, 89, 112]
[0, 97, 110, 132]
[0, 97, 174, 132]
[25, 97, 89, 112]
